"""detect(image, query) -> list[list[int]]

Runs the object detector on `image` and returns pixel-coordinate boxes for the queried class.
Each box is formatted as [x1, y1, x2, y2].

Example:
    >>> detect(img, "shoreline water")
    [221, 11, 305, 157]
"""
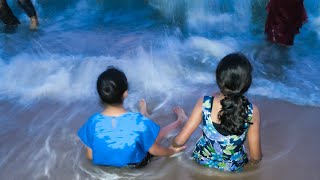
[1, 96, 319, 180]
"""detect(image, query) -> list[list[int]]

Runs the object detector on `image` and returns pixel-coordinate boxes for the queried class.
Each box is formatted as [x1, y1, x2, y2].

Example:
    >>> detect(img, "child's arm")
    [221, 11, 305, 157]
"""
[86, 147, 93, 160]
[172, 97, 203, 147]
[148, 142, 186, 157]
[247, 104, 262, 163]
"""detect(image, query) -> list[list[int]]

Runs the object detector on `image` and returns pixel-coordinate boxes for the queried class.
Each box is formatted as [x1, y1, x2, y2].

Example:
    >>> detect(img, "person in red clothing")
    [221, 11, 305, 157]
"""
[265, 0, 307, 46]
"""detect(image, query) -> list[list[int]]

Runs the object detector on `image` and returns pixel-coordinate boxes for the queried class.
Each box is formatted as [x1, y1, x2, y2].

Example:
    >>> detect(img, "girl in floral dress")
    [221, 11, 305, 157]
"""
[172, 53, 262, 171]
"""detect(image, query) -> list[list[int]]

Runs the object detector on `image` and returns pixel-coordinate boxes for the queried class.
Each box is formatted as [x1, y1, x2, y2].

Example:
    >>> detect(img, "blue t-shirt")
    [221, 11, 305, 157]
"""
[78, 112, 160, 167]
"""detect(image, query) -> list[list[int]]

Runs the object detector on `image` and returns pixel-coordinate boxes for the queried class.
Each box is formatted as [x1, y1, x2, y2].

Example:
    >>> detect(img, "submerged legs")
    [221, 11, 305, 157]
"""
[0, 0, 20, 25]
[0, 0, 38, 30]
[17, 0, 38, 29]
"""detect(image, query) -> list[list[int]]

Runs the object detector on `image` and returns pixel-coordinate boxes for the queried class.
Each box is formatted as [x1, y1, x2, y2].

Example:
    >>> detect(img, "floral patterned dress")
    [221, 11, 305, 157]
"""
[192, 96, 253, 171]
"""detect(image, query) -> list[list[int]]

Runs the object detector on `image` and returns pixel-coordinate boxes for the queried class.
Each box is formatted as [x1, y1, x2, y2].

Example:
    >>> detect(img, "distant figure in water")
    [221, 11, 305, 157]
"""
[265, 0, 307, 46]
[172, 53, 262, 171]
[0, 0, 39, 30]
[78, 67, 186, 168]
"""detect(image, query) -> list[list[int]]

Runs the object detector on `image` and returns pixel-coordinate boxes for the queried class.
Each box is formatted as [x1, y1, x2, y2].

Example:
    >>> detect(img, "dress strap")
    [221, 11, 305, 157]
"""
[202, 96, 214, 126]
[244, 102, 254, 129]
[248, 103, 253, 123]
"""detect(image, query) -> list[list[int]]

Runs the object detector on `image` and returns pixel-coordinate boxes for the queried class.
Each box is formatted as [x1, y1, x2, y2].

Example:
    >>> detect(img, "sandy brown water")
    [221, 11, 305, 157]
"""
[1, 96, 319, 180]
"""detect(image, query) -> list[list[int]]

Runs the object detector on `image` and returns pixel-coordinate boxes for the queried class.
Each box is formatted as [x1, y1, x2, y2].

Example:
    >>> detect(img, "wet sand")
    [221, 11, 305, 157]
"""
[0, 97, 319, 180]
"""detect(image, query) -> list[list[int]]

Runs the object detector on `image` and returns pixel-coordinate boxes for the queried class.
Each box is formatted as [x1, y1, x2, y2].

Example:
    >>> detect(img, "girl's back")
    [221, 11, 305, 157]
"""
[192, 95, 253, 171]
[172, 53, 262, 172]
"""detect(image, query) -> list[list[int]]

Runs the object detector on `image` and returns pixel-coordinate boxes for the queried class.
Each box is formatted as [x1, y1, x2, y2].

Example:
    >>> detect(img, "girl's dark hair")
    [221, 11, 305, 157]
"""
[216, 53, 253, 135]
[97, 66, 128, 105]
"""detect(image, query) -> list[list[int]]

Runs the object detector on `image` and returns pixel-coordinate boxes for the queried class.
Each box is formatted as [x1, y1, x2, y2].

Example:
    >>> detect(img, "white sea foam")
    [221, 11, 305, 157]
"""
[1, 39, 320, 107]
[149, 0, 252, 35]
[0, 54, 105, 101]
[186, 36, 238, 60]
[312, 17, 320, 39]
[1, 0, 319, 109]
[249, 79, 320, 106]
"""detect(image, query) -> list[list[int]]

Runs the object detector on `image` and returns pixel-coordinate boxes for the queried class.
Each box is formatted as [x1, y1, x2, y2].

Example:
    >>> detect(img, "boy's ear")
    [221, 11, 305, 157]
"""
[123, 90, 128, 99]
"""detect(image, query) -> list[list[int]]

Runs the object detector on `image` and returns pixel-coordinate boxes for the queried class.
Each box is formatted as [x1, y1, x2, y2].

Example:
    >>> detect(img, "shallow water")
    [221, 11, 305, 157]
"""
[1, 0, 320, 179]
[1, 98, 319, 180]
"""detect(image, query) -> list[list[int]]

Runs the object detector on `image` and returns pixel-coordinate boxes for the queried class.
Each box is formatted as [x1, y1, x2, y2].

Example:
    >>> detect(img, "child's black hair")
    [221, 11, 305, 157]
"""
[216, 53, 253, 135]
[97, 66, 128, 105]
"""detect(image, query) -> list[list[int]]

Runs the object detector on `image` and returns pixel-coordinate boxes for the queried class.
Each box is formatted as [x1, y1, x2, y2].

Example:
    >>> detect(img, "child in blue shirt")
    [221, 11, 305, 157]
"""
[78, 67, 186, 168]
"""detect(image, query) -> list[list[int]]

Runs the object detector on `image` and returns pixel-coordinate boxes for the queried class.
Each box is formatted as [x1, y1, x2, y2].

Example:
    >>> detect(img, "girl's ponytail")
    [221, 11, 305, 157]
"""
[216, 53, 253, 135]
[218, 94, 251, 135]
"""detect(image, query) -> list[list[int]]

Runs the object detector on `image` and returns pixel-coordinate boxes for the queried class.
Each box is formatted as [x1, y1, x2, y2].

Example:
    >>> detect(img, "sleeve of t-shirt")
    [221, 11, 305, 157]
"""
[78, 115, 95, 149]
[139, 116, 161, 153]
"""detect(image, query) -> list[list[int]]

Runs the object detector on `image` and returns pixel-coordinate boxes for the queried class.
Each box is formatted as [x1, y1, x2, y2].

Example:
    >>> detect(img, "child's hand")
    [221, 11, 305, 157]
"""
[169, 145, 186, 153]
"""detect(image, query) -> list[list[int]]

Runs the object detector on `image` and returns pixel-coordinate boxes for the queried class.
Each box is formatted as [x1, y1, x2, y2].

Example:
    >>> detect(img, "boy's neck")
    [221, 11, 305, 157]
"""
[102, 104, 127, 117]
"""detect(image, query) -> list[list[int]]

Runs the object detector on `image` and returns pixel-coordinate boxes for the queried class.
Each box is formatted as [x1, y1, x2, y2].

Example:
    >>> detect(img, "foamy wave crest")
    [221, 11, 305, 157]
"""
[187, 0, 252, 34]
[149, 0, 252, 35]
[250, 79, 320, 107]
[0, 45, 196, 102]
[186, 36, 238, 60]
[0, 54, 115, 101]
